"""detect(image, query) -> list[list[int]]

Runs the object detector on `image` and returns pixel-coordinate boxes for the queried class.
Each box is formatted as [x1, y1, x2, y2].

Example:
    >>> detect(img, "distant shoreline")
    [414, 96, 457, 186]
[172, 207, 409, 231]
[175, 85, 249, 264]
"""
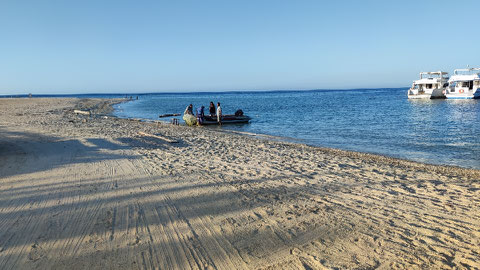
[0, 87, 409, 98]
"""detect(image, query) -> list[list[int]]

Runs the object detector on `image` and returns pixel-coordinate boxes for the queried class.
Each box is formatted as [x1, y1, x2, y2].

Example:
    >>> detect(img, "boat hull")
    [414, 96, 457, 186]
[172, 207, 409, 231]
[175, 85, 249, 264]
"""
[430, 88, 447, 99]
[407, 88, 445, 99]
[445, 90, 480, 99]
[445, 95, 478, 99]
[183, 114, 251, 126]
[200, 115, 251, 125]
[407, 93, 431, 99]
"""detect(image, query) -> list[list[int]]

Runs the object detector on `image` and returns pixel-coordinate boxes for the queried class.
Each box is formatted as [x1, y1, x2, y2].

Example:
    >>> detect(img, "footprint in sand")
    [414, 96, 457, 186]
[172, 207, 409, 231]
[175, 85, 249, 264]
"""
[28, 241, 46, 262]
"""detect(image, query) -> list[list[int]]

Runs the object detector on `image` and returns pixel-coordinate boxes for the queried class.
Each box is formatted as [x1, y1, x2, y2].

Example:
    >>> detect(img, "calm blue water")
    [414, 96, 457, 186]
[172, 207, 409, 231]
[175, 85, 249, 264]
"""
[114, 89, 480, 170]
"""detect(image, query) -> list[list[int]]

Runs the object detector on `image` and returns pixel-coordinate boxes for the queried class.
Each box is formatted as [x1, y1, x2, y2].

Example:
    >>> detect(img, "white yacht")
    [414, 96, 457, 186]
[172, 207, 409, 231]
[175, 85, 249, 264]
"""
[445, 68, 480, 99]
[407, 71, 448, 99]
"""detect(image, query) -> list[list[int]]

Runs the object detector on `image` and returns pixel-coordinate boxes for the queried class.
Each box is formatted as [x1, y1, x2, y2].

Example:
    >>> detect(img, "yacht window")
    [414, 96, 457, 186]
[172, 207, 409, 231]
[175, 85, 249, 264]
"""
[426, 84, 432, 89]
[469, 81, 473, 90]
[443, 83, 448, 88]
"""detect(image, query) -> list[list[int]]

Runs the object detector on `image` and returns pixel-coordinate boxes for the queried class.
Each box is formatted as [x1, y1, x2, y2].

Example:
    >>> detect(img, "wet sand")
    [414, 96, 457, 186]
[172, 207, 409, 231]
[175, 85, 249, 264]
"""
[0, 98, 479, 269]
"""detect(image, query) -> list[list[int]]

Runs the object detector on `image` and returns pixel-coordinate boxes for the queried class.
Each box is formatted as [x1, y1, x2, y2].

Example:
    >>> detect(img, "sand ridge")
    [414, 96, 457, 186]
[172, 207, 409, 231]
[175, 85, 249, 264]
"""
[0, 98, 479, 269]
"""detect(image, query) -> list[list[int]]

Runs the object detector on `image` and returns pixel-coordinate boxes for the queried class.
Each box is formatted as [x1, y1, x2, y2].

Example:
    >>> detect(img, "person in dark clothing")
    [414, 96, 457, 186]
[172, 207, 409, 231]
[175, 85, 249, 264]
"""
[209, 102, 216, 117]
[184, 104, 194, 115]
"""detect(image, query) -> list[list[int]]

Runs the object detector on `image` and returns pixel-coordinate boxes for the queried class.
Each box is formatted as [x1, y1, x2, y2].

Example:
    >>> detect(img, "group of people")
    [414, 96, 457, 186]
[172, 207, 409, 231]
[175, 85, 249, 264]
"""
[184, 101, 222, 125]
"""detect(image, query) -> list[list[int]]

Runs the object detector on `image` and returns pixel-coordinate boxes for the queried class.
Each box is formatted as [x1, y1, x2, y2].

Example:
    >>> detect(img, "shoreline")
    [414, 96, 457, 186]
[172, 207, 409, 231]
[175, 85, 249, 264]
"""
[1, 97, 479, 269]
[215, 128, 480, 177]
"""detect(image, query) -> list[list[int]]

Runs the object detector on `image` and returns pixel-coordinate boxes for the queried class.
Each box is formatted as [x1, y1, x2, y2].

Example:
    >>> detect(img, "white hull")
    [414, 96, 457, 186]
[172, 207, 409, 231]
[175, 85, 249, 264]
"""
[407, 88, 445, 99]
[407, 93, 430, 99]
[445, 90, 480, 99]
[445, 95, 476, 99]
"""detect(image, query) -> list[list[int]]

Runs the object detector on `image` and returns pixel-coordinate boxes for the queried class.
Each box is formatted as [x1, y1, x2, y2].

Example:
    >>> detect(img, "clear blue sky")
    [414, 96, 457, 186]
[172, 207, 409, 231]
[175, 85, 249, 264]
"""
[1, 0, 479, 94]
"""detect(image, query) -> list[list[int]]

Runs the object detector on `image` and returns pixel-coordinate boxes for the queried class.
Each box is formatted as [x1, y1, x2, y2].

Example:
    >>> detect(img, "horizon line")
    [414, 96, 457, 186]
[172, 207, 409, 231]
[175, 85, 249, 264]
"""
[0, 87, 409, 97]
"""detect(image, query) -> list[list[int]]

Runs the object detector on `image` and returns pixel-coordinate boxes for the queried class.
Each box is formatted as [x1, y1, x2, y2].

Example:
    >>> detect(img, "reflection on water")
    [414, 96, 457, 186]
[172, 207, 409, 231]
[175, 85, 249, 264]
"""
[115, 89, 480, 169]
[447, 100, 478, 123]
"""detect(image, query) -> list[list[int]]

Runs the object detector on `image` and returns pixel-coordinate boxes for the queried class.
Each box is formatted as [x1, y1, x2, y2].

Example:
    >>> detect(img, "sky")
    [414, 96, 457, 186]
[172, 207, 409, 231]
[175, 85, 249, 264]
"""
[1, 0, 479, 94]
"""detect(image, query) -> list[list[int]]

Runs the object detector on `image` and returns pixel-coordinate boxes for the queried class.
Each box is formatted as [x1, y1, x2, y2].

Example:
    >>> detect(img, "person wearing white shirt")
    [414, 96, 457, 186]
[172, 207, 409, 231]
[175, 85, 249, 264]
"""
[216, 102, 222, 125]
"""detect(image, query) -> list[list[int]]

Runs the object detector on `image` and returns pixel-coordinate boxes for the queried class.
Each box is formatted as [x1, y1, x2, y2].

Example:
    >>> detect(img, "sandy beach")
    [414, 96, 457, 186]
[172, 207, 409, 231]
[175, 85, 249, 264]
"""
[0, 98, 479, 269]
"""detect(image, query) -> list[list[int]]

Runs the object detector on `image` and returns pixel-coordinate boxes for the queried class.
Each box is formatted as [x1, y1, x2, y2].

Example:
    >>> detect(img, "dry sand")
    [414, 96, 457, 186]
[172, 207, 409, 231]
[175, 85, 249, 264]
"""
[0, 98, 479, 270]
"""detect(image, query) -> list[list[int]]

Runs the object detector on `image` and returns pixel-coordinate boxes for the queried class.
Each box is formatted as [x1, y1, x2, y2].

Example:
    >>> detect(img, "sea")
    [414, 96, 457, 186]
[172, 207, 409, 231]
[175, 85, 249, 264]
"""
[112, 88, 480, 170]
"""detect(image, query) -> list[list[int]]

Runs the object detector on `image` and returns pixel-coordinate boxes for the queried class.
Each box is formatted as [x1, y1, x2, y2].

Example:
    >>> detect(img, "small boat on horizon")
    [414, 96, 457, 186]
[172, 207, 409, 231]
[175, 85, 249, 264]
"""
[444, 68, 480, 99]
[407, 71, 448, 99]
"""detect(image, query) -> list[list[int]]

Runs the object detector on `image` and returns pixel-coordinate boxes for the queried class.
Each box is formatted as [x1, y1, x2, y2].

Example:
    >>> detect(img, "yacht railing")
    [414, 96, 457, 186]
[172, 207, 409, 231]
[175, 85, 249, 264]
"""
[419, 71, 448, 80]
[453, 68, 480, 76]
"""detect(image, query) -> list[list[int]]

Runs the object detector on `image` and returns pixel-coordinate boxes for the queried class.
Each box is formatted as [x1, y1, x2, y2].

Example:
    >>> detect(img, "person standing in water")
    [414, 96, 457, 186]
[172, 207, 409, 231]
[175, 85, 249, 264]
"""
[209, 102, 216, 117]
[216, 102, 222, 125]
[196, 106, 205, 125]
